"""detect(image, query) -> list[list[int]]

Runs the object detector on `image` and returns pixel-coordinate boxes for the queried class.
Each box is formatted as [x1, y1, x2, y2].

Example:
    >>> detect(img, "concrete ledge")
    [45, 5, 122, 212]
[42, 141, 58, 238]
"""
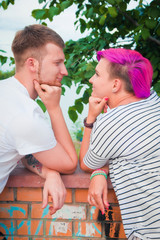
[6, 161, 113, 189]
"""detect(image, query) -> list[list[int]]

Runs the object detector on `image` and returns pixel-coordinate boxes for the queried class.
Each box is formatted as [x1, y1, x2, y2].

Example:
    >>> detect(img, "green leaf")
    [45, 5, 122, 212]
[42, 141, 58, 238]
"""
[99, 14, 106, 25]
[156, 26, 160, 36]
[0, 55, 7, 65]
[75, 100, 83, 114]
[68, 107, 78, 122]
[87, 7, 94, 18]
[80, 18, 86, 33]
[148, 7, 159, 19]
[115, 0, 122, 3]
[76, 85, 83, 94]
[153, 70, 158, 79]
[119, 2, 127, 11]
[38, 0, 45, 3]
[141, 28, 150, 40]
[108, 7, 118, 18]
[32, 9, 47, 20]
[60, 0, 72, 11]
[145, 19, 157, 29]
[49, 6, 60, 18]
[36, 99, 46, 113]
[0, 49, 6, 53]
[107, 0, 115, 4]
[82, 90, 90, 104]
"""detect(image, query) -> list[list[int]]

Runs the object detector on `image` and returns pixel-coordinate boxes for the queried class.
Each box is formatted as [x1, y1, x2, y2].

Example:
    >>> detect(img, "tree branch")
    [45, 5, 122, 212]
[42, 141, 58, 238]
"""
[117, 7, 160, 46]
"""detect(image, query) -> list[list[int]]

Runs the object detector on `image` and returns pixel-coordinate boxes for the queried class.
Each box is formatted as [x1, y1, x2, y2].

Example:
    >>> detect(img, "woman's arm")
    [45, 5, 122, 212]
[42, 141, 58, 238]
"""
[79, 96, 107, 172]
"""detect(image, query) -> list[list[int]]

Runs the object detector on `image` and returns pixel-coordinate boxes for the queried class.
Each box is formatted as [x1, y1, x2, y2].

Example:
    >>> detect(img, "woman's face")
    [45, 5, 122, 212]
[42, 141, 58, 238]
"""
[89, 58, 114, 99]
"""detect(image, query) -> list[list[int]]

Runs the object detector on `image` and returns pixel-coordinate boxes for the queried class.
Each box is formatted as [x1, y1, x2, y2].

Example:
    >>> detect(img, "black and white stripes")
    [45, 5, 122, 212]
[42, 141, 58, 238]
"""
[84, 91, 160, 239]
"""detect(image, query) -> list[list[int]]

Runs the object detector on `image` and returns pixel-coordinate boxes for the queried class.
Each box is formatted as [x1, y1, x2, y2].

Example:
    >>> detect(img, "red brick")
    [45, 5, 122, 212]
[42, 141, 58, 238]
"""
[75, 189, 88, 202]
[46, 221, 72, 236]
[90, 205, 122, 221]
[108, 189, 118, 204]
[31, 204, 86, 220]
[17, 188, 42, 201]
[0, 220, 16, 237]
[74, 221, 102, 238]
[32, 237, 72, 240]
[0, 188, 14, 201]
[104, 222, 126, 238]
[6, 238, 29, 240]
[48, 189, 72, 203]
[31, 204, 52, 219]
[33, 238, 73, 240]
[0, 204, 28, 218]
[17, 220, 43, 235]
[32, 239, 73, 240]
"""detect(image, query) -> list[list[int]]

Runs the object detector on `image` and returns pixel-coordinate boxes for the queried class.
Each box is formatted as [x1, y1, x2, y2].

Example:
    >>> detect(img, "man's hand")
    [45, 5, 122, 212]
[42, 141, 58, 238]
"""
[42, 170, 66, 215]
[88, 175, 109, 215]
[34, 80, 61, 112]
[21, 156, 66, 215]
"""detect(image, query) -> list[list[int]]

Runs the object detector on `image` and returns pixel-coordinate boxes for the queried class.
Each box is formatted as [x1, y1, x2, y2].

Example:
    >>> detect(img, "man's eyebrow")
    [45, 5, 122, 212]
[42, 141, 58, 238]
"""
[53, 58, 64, 62]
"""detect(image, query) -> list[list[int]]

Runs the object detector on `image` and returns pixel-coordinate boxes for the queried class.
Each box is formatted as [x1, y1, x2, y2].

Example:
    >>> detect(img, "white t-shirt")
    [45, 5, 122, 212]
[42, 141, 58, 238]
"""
[0, 77, 57, 193]
[84, 91, 160, 239]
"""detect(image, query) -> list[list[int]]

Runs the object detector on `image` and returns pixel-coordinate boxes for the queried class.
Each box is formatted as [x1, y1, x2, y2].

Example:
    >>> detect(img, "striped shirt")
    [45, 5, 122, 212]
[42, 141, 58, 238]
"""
[84, 91, 160, 240]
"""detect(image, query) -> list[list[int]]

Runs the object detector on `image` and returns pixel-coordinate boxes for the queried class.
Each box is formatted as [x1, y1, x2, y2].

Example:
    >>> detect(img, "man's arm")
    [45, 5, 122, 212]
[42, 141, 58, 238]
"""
[21, 155, 66, 215]
[33, 81, 78, 174]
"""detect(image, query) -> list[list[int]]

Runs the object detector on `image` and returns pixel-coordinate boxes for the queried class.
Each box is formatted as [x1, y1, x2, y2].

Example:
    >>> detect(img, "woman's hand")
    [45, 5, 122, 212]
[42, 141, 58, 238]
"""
[88, 175, 109, 214]
[88, 96, 108, 122]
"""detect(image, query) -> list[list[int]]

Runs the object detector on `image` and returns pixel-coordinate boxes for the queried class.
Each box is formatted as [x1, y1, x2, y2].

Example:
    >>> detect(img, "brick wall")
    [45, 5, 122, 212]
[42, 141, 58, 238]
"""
[0, 163, 127, 240]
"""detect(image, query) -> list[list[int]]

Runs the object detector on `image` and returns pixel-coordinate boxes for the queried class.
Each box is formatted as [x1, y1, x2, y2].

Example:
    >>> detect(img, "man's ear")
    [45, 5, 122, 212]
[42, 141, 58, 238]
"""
[26, 58, 39, 73]
[112, 78, 122, 93]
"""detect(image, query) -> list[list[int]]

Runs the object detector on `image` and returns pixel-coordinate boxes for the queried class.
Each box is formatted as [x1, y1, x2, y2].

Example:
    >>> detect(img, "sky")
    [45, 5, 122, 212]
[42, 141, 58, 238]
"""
[0, 0, 89, 132]
[0, 0, 85, 56]
[0, 0, 144, 131]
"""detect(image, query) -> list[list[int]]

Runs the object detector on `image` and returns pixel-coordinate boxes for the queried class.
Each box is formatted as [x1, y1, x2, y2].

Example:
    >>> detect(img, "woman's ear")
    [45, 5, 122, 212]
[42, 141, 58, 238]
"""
[112, 78, 122, 93]
[26, 58, 39, 73]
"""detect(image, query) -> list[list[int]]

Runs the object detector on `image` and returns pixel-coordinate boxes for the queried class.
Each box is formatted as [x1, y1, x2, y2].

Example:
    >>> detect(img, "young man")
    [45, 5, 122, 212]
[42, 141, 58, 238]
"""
[0, 24, 78, 214]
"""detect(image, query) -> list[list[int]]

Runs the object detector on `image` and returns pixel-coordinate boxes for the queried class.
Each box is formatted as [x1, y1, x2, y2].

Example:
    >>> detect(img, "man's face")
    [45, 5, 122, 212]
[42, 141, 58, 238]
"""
[89, 58, 113, 99]
[38, 43, 68, 87]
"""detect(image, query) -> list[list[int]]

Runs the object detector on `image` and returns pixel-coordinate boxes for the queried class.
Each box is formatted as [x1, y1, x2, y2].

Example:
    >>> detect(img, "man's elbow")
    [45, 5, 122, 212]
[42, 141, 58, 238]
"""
[64, 156, 78, 174]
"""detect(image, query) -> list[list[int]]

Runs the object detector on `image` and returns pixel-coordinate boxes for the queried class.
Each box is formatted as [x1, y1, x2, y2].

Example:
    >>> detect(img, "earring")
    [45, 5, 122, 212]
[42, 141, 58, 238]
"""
[112, 88, 116, 93]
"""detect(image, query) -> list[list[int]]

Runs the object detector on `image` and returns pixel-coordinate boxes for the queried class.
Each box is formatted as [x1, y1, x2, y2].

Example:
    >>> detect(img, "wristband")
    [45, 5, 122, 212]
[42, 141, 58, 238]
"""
[84, 117, 96, 129]
[90, 169, 108, 180]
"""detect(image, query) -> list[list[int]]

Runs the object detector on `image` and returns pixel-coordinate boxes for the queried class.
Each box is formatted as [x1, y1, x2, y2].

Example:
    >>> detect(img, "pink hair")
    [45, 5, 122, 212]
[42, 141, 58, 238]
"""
[97, 48, 153, 98]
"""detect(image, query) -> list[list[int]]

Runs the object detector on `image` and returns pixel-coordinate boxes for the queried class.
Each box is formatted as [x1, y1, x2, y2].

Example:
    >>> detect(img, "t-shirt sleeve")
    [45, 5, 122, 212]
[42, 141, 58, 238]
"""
[83, 120, 110, 170]
[83, 112, 120, 170]
[7, 108, 57, 155]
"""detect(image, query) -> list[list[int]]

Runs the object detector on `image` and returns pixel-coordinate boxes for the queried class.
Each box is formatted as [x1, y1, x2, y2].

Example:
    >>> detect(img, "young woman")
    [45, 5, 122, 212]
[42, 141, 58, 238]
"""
[79, 48, 160, 239]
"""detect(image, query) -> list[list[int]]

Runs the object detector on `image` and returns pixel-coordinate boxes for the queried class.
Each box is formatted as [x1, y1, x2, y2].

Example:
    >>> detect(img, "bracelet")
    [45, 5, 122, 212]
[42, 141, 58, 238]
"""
[90, 169, 108, 180]
[84, 117, 96, 129]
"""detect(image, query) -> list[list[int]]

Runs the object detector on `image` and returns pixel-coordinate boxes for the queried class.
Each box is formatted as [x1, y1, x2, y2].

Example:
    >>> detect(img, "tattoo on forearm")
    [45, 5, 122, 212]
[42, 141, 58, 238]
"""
[25, 154, 42, 174]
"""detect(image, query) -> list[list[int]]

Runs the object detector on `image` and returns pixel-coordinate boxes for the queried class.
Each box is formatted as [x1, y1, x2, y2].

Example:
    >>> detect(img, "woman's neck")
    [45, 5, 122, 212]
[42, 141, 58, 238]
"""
[110, 93, 143, 109]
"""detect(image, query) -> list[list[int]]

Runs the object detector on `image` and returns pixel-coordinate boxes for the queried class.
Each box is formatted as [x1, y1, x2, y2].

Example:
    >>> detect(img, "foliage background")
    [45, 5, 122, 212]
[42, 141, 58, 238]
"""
[0, 0, 160, 122]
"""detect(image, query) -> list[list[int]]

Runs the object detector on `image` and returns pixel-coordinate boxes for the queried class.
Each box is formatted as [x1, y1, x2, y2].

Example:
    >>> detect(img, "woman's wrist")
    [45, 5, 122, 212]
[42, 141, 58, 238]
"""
[90, 169, 108, 180]
[84, 117, 96, 129]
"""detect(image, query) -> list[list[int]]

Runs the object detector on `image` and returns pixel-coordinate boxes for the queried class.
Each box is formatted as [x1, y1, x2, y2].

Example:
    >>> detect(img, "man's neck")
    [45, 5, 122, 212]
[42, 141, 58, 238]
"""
[14, 73, 38, 100]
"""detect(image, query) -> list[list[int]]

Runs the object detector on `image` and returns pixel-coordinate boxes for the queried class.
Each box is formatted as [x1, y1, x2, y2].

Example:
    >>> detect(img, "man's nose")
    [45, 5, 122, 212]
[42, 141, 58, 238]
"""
[62, 65, 68, 76]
